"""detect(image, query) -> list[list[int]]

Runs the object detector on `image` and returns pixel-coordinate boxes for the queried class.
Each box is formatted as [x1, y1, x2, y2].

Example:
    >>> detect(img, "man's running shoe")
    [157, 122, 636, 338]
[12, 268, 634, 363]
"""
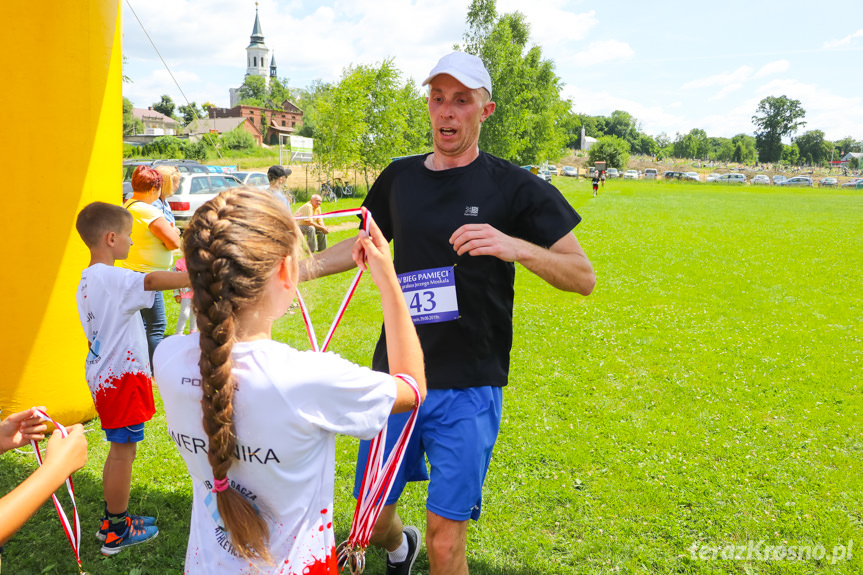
[385, 525, 421, 575]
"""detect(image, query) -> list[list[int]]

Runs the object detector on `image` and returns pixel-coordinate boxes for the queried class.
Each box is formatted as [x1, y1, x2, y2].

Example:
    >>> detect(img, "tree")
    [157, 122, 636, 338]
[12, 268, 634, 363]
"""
[730, 134, 757, 164]
[672, 129, 708, 159]
[834, 136, 861, 155]
[588, 135, 630, 170]
[123, 97, 143, 135]
[458, 0, 568, 164]
[178, 102, 203, 126]
[794, 130, 829, 166]
[780, 142, 800, 166]
[751, 95, 806, 163]
[220, 126, 256, 151]
[237, 75, 268, 106]
[152, 94, 176, 119]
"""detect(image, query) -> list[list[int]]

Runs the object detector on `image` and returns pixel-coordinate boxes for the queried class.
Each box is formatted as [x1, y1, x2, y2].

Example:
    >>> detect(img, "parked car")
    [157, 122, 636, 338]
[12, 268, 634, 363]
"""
[168, 173, 244, 230]
[841, 178, 863, 188]
[705, 173, 721, 182]
[623, 169, 639, 180]
[546, 165, 558, 176]
[663, 171, 688, 180]
[781, 176, 813, 187]
[606, 168, 620, 178]
[684, 172, 701, 182]
[562, 166, 578, 177]
[122, 159, 209, 200]
[643, 168, 658, 180]
[772, 175, 787, 185]
[232, 171, 271, 191]
[714, 173, 746, 184]
[751, 174, 771, 185]
[819, 177, 838, 187]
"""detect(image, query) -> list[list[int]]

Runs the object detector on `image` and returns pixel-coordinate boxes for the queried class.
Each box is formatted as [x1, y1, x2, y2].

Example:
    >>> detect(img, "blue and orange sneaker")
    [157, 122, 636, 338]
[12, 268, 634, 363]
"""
[96, 514, 156, 542]
[100, 517, 159, 556]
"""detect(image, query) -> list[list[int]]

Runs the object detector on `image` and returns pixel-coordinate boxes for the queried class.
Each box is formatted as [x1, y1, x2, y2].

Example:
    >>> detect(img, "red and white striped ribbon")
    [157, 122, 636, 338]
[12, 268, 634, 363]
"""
[296, 208, 370, 352]
[29, 409, 85, 574]
[293, 207, 421, 574]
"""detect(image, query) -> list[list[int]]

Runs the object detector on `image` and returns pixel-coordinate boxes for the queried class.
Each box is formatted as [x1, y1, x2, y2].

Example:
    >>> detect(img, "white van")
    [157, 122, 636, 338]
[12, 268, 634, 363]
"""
[644, 168, 658, 180]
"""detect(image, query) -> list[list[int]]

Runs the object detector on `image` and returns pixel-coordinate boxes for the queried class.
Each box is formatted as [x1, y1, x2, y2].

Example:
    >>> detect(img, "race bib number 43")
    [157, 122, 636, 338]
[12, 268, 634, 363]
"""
[397, 266, 459, 325]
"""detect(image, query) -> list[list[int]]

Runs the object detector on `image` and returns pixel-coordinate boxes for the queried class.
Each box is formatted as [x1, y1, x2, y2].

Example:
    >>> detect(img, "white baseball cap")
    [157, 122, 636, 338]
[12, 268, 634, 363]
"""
[422, 51, 493, 99]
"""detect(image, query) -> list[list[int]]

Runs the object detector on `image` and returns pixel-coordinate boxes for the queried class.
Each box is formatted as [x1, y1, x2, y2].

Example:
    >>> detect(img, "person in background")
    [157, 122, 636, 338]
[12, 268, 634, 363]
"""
[172, 256, 195, 335]
[294, 194, 328, 253]
[122, 166, 182, 367]
[266, 165, 292, 208]
[154, 165, 181, 226]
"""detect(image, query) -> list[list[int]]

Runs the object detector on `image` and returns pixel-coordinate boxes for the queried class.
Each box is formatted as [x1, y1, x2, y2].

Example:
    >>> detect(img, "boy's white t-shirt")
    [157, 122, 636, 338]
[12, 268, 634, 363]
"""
[154, 335, 397, 575]
[76, 263, 156, 428]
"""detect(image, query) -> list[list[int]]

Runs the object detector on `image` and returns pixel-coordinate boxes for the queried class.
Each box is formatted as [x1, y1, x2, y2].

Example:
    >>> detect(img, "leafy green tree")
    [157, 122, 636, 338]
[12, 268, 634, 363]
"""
[588, 135, 630, 170]
[140, 135, 185, 158]
[780, 142, 800, 165]
[152, 94, 176, 119]
[178, 102, 203, 126]
[122, 97, 143, 135]
[637, 134, 658, 156]
[849, 156, 860, 170]
[834, 136, 861, 155]
[268, 77, 294, 106]
[237, 75, 268, 106]
[794, 130, 829, 165]
[337, 59, 429, 186]
[731, 134, 757, 164]
[220, 126, 256, 151]
[673, 129, 708, 159]
[458, 0, 568, 164]
[752, 95, 806, 163]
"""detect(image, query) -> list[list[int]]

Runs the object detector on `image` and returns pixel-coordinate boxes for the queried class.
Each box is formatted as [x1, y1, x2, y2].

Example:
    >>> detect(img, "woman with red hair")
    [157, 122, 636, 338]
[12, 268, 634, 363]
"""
[122, 165, 182, 368]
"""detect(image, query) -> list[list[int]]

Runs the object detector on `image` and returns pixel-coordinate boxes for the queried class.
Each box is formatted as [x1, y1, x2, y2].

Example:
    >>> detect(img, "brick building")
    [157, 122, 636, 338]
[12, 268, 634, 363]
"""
[208, 100, 303, 145]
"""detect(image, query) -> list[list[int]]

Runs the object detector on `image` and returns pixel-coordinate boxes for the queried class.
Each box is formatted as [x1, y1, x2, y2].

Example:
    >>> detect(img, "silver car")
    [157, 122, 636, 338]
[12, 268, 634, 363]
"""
[752, 175, 770, 185]
[232, 171, 271, 191]
[782, 176, 813, 187]
[168, 173, 244, 229]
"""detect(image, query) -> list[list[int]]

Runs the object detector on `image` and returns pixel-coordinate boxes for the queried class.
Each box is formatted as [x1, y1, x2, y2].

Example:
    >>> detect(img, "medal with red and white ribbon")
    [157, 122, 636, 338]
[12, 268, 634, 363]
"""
[29, 409, 86, 574]
[294, 207, 422, 574]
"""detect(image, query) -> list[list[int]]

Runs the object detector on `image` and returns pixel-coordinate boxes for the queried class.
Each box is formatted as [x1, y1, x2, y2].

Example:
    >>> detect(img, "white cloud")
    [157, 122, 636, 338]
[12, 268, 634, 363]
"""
[562, 85, 685, 137]
[683, 66, 752, 90]
[570, 40, 634, 67]
[823, 29, 863, 49]
[753, 60, 790, 78]
[711, 84, 743, 100]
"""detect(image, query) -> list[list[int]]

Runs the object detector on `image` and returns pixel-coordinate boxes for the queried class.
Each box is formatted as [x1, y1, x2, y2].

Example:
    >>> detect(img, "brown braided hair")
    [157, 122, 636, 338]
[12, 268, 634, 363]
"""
[181, 187, 300, 563]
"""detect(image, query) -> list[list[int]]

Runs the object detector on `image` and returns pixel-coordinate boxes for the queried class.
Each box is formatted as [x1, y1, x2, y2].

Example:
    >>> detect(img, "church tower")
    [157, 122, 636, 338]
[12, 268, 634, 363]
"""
[245, 3, 270, 84]
[270, 53, 277, 80]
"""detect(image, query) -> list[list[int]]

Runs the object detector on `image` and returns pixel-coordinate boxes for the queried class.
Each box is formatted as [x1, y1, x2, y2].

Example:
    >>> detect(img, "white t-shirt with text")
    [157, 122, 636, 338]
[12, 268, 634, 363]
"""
[154, 335, 397, 575]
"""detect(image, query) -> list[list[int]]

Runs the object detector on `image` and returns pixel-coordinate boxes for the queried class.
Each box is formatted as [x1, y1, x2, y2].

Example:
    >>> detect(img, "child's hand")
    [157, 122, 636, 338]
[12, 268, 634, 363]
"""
[0, 407, 48, 454]
[351, 211, 393, 277]
[44, 425, 87, 477]
[174, 295, 182, 303]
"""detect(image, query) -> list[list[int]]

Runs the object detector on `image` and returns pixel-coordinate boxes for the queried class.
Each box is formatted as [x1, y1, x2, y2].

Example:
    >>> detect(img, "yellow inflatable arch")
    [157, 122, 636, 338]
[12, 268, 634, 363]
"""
[0, 1, 121, 424]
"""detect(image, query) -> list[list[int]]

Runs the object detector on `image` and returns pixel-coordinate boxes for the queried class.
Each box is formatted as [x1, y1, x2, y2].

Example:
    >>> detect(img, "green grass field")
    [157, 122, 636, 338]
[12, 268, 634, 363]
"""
[2, 179, 861, 574]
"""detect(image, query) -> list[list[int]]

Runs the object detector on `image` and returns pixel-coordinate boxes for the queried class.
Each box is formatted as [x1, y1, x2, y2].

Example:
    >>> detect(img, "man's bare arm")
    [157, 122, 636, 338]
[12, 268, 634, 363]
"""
[299, 237, 357, 282]
[449, 224, 595, 294]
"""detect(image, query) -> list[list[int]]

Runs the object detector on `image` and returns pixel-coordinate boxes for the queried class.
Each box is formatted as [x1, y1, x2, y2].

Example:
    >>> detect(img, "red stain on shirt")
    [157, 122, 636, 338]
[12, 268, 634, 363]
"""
[297, 546, 338, 574]
[93, 371, 155, 428]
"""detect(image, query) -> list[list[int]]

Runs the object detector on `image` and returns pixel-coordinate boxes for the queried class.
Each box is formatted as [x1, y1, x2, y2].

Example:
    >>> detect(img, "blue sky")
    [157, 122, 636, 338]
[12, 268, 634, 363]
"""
[123, 0, 863, 143]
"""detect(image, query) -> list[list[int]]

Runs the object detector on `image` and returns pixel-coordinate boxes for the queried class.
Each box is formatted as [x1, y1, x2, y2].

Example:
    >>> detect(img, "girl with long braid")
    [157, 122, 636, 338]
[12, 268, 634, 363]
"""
[154, 188, 425, 574]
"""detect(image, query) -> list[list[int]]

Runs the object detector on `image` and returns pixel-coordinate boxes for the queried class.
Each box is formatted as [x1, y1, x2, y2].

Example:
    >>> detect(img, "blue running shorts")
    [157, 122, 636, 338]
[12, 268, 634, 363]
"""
[353, 386, 503, 522]
[103, 423, 145, 443]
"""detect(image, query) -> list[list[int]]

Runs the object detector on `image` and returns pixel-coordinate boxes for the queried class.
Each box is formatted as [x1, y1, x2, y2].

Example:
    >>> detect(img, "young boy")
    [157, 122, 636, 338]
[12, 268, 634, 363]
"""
[75, 202, 189, 556]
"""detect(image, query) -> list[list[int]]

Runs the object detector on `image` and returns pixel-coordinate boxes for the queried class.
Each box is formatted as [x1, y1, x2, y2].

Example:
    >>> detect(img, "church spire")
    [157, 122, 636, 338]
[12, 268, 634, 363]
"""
[249, 2, 266, 48]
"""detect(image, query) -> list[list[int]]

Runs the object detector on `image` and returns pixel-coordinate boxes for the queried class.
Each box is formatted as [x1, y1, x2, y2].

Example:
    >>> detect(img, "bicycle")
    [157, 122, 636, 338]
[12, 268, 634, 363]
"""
[333, 179, 355, 198]
[319, 182, 337, 203]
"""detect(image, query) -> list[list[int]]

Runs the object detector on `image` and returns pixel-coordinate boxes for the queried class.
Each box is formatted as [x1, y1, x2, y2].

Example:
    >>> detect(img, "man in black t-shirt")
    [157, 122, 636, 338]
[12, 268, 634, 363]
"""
[306, 51, 595, 575]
